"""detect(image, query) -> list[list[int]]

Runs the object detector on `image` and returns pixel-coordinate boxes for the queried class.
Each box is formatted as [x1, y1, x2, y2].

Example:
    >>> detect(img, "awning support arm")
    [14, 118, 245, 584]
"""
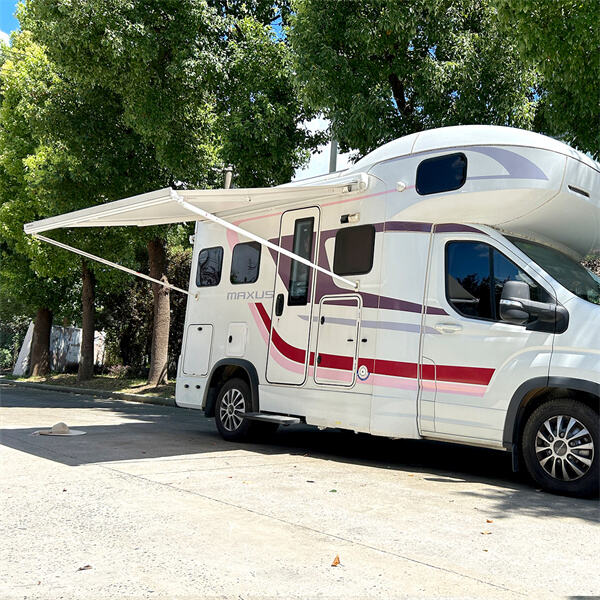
[171, 191, 359, 290]
[32, 233, 194, 298]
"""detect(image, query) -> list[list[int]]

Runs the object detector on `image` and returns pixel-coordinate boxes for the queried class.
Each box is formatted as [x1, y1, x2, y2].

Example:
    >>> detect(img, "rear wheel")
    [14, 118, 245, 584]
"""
[522, 399, 598, 498]
[214, 378, 278, 442]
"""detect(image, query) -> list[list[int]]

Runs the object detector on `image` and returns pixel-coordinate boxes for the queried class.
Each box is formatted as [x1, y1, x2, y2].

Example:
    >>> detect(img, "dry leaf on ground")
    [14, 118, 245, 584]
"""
[331, 555, 340, 567]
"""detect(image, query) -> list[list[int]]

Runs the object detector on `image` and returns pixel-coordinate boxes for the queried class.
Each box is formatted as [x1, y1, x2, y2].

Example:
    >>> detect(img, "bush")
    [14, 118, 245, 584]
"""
[0, 347, 13, 369]
[107, 364, 131, 379]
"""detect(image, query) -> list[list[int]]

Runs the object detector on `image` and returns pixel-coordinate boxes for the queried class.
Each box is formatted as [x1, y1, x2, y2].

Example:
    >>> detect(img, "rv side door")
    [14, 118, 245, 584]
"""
[266, 206, 320, 385]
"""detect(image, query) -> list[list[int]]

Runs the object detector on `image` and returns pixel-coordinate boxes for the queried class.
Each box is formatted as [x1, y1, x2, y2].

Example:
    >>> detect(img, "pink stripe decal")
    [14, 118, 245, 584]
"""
[253, 302, 492, 395]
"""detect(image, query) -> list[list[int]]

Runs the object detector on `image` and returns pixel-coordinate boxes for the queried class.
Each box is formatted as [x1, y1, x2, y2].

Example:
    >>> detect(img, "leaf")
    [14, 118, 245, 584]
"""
[331, 555, 340, 567]
[480, 531, 492, 535]
[329, 489, 337, 493]
[486, 519, 493, 523]
[77, 565, 92, 571]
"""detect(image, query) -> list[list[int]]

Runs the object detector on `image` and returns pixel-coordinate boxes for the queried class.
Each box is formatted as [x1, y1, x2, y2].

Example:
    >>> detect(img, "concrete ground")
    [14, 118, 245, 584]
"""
[1, 383, 598, 600]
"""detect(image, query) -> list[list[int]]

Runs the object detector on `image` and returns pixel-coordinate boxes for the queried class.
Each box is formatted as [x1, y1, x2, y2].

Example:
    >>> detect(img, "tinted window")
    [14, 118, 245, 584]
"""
[446, 242, 492, 319]
[196, 246, 223, 287]
[416, 153, 467, 196]
[446, 241, 551, 321]
[288, 217, 314, 306]
[230, 242, 261, 284]
[333, 224, 376, 276]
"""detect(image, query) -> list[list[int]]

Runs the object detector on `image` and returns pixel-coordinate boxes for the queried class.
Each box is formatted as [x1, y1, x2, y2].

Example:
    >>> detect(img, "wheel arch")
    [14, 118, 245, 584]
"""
[202, 359, 260, 417]
[503, 377, 599, 460]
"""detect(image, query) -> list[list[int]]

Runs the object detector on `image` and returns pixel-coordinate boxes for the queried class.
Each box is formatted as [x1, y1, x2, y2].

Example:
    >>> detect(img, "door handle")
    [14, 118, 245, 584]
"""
[275, 293, 284, 316]
[434, 322, 463, 334]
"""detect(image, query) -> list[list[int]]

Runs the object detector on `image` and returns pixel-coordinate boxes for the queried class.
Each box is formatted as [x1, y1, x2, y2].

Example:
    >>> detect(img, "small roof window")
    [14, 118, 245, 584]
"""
[416, 153, 467, 195]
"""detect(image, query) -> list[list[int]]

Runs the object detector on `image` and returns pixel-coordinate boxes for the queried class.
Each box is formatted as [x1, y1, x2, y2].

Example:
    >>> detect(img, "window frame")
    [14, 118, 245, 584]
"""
[195, 245, 224, 288]
[333, 224, 376, 277]
[230, 241, 262, 285]
[416, 152, 468, 196]
[444, 240, 551, 324]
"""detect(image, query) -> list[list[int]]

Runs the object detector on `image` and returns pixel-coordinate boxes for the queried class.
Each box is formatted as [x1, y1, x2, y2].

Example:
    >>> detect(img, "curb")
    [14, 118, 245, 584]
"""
[2, 379, 176, 407]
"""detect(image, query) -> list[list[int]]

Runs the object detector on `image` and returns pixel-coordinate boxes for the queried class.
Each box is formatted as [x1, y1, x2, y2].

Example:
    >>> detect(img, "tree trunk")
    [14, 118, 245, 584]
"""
[29, 307, 53, 376]
[147, 238, 170, 386]
[78, 260, 96, 382]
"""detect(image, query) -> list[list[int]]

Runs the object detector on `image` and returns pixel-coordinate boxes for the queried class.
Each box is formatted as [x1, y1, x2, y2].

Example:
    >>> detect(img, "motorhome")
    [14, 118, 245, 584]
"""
[25, 125, 600, 497]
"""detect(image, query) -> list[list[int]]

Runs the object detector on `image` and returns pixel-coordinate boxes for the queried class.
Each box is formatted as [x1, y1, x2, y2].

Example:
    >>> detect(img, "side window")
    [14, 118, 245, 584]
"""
[446, 242, 493, 319]
[446, 241, 551, 322]
[230, 241, 261, 284]
[196, 246, 223, 287]
[333, 224, 376, 276]
[288, 217, 314, 306]
[416, 153, 467, 196]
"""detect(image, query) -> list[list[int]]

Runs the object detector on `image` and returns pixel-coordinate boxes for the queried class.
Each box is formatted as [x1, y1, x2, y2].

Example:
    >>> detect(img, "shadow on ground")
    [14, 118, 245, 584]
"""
[2, 383, 598, 524]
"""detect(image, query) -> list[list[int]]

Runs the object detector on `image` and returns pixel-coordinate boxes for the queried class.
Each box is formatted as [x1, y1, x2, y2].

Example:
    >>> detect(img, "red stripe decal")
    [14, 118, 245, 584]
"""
[255, 303, 494, 386]
[435, 365, 495, 386]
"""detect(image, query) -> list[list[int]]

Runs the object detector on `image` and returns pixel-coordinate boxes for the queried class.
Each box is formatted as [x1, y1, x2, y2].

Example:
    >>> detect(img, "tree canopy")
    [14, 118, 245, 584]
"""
[495, 0, 599, 158]
[290, 0, 539, 156]
[22, 0, 317, 186]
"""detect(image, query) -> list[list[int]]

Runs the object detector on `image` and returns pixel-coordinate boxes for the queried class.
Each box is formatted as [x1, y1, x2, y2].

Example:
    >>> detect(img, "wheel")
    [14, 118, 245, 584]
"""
[215, 378, 253, 441]
[522, 399, 598, 498]
[214, 378, 278, 442]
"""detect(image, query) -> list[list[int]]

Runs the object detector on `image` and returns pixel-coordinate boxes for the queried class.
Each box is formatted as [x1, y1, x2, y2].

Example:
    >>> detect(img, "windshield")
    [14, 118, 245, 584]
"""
[509, 237, 600, 305]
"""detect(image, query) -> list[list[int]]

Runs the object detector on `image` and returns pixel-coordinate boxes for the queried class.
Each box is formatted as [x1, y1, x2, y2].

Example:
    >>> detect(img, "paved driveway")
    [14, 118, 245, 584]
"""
[1, 383, 598, 599]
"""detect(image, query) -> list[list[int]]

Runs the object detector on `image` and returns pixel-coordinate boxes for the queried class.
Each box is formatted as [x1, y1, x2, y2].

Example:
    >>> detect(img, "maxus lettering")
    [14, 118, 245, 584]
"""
[227, 290, 274, 301]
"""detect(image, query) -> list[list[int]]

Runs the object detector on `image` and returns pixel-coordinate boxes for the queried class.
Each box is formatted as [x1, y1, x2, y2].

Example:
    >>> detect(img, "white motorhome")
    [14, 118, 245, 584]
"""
[25, 125, 600, 497]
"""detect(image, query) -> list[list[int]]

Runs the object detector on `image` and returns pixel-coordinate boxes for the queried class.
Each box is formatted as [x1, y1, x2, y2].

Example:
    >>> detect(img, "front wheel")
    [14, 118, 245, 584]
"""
[522, 399, 598, 498]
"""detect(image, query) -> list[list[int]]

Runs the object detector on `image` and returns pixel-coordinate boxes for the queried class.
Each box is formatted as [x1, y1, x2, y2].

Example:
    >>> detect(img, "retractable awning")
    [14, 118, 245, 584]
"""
[24, 175, 368, 234]
[24, 174, 369, 295]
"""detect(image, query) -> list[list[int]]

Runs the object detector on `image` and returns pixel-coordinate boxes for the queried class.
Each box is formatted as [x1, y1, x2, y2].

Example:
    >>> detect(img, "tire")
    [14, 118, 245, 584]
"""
[214, 378, 278, 442]
[522, 399, 598, 498]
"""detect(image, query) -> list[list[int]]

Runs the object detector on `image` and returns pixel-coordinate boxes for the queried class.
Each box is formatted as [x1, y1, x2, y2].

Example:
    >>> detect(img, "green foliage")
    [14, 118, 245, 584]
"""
[22, 0, 317, 186]
[101, 246, 192, 377]
[0, 313, 30, 370]
[494, 0, 599, 158]
[219, 17, 322, 186]
[290, 0, 538, 156]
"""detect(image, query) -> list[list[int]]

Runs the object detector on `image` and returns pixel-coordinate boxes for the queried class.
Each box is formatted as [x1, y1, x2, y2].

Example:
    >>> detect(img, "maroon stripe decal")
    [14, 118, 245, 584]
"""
[435, 223, 483, 234]
[385, 221, 432, 232]
[257, 303, 493, 386]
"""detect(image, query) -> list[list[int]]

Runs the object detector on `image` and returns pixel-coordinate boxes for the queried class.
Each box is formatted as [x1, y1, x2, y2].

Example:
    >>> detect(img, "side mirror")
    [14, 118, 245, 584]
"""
[500, 280, 569, 333]
[499, 280, 530, 324]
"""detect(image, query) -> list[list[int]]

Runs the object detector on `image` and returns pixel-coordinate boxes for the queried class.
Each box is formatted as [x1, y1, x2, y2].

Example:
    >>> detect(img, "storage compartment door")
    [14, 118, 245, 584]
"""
[182, 324, 213, 376]
[314, 296, 361, 386]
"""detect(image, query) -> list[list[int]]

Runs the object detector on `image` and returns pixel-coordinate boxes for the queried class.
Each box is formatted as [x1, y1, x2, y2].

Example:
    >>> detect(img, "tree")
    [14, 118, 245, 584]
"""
[21, 0, 320, 384]
[290, 0, 538, 156]
[494, 0, 599, 158]
[0, 31, 168, 381]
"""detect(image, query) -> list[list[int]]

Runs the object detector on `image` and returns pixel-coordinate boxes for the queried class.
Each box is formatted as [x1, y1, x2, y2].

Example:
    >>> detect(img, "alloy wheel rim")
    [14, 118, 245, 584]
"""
[219, 389, 245, 432]
[535, 415, 594, 481]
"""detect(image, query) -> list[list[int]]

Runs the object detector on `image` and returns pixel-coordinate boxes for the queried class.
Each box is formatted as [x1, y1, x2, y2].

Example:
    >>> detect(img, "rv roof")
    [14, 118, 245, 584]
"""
[292, 125, 598, 187]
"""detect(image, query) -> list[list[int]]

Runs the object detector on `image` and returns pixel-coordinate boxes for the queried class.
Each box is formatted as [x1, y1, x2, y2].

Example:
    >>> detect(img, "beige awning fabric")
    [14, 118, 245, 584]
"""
[24, 176, 367, 234]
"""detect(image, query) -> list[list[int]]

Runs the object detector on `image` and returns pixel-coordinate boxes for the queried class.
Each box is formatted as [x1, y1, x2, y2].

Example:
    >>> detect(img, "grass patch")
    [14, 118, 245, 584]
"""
[5, 373, 175, 398]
